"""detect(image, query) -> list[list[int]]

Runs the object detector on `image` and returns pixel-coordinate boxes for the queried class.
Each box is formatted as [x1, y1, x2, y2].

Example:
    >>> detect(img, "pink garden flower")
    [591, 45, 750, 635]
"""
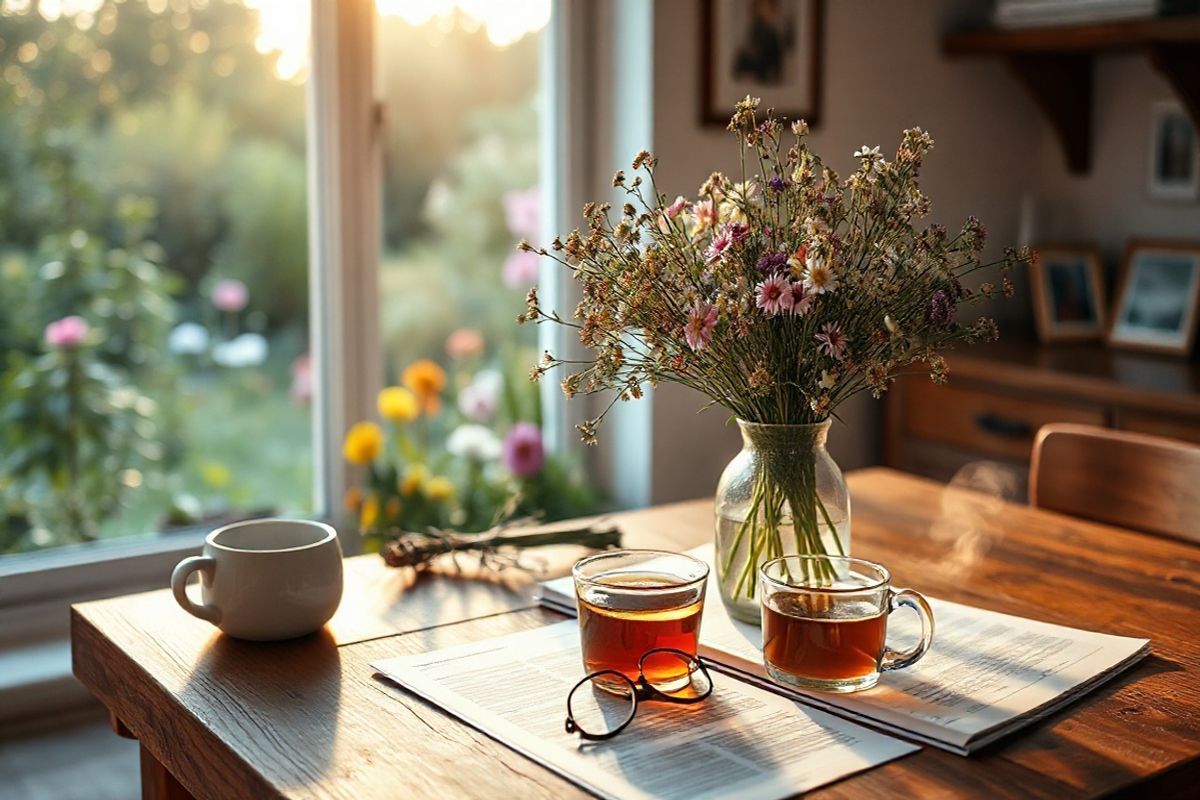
[815, 322, 848, 360]
[502, 422, 545, 478]
[212, 278, 249, 312]
[445, 328, 484, 361]
[502, 187, 540, 241]
[755, 273, 794, 317]
[44, 315, 89, 348]
[684, 302, 718, 351]
[789, 282, 814, 316]
[290, 353, 312, 404]
[503, 250, 540, 289]
[666, 195, 688, 218]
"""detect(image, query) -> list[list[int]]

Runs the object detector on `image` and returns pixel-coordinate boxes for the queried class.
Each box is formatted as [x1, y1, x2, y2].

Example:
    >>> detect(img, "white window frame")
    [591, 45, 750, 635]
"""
[0, 0, 379, 722]
[0, 0, 604, 726]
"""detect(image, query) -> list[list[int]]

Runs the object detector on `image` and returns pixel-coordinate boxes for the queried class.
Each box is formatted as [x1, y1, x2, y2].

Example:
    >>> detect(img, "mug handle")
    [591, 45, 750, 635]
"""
[881, 587, 935, 672]
[171, 556, 221, 624]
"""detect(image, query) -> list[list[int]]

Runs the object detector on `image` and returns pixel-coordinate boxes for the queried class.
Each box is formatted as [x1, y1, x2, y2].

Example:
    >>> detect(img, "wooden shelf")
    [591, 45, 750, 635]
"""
[943, 16, 1200, 174]
[947, 339, 1200, 418]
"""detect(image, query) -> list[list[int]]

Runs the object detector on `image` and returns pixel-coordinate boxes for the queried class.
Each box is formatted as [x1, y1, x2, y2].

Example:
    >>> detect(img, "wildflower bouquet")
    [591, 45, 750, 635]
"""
[342, 334, 603, 570]
[519, 97, 1026, 612]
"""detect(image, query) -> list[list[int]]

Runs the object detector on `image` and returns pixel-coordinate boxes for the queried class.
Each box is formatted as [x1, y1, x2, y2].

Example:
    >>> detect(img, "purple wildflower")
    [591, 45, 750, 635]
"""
[768, 175, 789, 192]
[755, 251, 789, 277]
[927, 289, 957, 328]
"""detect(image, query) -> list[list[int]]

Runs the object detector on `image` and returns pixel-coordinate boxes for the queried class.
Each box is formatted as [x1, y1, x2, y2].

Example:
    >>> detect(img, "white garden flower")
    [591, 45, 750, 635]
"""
[212, 333, 268, 367]
[446, 424, 502, 462]
[168, 322, 209, 355]
[854, 145, 881, 159]
[458, 370, 503, 423]
[819, 370, 838, 390]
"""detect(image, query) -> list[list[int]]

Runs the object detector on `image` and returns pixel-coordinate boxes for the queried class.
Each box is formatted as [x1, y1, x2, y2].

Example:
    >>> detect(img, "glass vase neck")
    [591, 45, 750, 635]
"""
[736, 419, 831, 452]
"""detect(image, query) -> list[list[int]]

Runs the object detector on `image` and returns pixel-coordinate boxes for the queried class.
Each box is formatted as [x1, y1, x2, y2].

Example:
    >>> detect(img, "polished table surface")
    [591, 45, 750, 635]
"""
[71, 468, 1200, 799]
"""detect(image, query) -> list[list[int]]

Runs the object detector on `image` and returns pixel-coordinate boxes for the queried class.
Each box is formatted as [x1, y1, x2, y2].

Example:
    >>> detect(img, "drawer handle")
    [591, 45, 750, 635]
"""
[973, 413, 1033, 438]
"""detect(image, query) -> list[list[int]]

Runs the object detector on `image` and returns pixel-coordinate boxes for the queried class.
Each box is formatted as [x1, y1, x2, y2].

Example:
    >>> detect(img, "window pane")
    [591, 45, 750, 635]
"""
[0, 0, 312, 556]
[370, 1, 595, 534]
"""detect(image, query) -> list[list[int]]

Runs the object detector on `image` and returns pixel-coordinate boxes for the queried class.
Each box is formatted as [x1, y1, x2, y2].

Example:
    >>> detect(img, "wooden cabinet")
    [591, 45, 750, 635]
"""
[884, 340, 1200, 491]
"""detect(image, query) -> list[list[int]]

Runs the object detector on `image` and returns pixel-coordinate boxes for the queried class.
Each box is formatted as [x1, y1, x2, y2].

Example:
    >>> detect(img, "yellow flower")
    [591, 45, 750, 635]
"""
[343, 422, 384, 465]
[359, 494, 380, 529]
[378, 386, 418, 423]
[399, 464, 428, 496]
[344, 486, 364, 512]
[425, 476, 455, 503]
[402, 359, 447, 415]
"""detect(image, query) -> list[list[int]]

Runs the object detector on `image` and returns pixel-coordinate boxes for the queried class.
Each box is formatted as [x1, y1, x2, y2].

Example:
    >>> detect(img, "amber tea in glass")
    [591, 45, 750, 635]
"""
[573, 550, 709, 692]
[760, 555, 934, 693]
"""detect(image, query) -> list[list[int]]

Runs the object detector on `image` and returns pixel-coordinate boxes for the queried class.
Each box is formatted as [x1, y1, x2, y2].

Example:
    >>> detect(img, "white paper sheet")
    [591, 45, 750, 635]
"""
[538, 544, 1149, 754]
[373, 621, 918, 800]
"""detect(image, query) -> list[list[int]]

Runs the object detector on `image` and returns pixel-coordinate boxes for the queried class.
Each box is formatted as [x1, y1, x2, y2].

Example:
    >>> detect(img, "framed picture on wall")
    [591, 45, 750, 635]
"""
[1148, 101, 1199, 202]
[700, 0, 823, 127]
[1109, 241, 1200, 356]
[1029, 246, 1106, 342]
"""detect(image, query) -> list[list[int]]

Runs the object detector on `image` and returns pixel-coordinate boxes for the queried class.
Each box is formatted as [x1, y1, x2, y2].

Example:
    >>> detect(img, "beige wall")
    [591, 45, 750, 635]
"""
[645, 0, 1038, 503]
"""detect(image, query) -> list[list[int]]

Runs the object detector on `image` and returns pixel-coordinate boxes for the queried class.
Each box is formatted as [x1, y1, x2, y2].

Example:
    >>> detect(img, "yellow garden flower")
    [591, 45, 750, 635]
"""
[425, 476, 455, 503]
[377, 386, 419, 422]
[359, 494, 380, 529]
[402, 359, 447, 415]
[399, 464, 428, 496]
[343, 421, 384, 465]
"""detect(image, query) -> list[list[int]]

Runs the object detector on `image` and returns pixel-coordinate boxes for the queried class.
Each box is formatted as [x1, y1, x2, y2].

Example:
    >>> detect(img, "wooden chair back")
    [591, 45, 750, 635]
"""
[1029, 423, 1200, 544]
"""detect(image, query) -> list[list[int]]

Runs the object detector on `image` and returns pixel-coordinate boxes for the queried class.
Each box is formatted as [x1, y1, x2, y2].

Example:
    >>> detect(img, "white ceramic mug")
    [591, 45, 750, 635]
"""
[171, 518, 343, 641]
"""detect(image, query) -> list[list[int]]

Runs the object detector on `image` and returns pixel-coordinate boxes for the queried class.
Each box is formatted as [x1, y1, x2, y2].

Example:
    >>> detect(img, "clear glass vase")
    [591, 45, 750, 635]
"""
[714, 419, 851, 625]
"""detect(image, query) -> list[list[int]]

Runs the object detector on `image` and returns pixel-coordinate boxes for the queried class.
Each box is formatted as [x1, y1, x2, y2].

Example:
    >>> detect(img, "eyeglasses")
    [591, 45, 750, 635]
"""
[564, 648, 714, 741]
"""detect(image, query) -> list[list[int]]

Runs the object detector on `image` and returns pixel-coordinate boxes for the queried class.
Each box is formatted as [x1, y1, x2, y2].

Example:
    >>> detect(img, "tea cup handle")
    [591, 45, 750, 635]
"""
[881, 587, 935, 672]
[171, 556, 221, 624]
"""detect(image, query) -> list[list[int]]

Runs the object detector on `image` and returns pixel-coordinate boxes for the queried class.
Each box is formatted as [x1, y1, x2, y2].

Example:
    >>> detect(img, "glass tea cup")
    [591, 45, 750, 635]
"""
[572, 550, 709, 693]
[759, 555, 934, 693]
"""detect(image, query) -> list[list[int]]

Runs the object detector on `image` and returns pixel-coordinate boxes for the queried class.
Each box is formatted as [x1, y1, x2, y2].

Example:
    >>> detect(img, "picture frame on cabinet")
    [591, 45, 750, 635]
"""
[1109, 241, 1200, 356]
[1029, 246, 1107, 343]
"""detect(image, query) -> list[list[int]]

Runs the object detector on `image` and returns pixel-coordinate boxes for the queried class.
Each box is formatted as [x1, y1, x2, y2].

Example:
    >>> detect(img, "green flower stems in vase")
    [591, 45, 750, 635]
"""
[715, 420, 849, 618]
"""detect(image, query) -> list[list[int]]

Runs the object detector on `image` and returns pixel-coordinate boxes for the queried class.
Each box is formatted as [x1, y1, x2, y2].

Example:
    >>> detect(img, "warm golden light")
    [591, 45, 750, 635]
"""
[0, 0, 549, 82]
[252, 0, 550, 80]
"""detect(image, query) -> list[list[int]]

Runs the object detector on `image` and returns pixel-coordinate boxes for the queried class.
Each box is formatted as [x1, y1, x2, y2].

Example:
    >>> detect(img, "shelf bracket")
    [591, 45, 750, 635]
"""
[1149, 43, 1200, 133]
[1004, 53, 1094, 174]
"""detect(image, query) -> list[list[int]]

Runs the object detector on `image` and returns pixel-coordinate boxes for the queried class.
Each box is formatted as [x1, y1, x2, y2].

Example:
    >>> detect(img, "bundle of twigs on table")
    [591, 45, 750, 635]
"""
[378, 516, 622, 574]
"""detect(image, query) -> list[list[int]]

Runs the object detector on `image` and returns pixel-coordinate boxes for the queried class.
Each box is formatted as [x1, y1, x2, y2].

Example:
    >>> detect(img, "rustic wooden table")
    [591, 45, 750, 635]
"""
[71, 468, 1200, 799]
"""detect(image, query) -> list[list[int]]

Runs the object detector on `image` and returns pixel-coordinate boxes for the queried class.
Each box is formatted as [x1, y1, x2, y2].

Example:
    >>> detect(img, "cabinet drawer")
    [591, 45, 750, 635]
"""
[903, 379, 1106, 461]
[1119, 410, 1200, 446]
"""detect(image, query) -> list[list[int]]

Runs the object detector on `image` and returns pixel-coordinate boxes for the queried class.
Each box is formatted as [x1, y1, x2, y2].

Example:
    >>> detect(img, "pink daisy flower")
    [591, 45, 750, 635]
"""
[684, 302, 718, 351]
[666, 195, 688, 218]
[815, 322, 848, 360]
[692, 199, 717, 235]
[727, 221, 750, 245]
[704, 229, 733, 264]
[789, 282, 814, 316]
[755, 273, 794, 317]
